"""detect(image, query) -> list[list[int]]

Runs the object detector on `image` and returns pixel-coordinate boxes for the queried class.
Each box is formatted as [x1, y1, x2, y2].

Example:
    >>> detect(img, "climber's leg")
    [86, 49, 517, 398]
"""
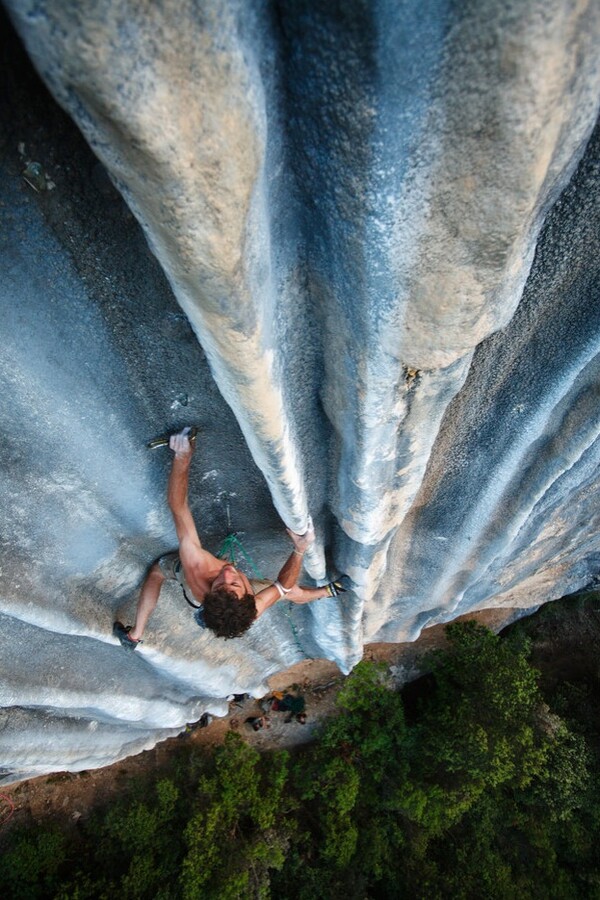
[128, 563, 165, 641]
[114, 563, 166, 648]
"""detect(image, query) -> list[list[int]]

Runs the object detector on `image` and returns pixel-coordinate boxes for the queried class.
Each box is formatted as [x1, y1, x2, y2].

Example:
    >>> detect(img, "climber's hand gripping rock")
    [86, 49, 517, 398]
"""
[169, 426, 196, 460]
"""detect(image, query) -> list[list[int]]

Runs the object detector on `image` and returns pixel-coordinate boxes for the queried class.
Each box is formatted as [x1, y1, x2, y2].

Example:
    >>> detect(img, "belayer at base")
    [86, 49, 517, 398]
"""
[114, 428, 350, 647]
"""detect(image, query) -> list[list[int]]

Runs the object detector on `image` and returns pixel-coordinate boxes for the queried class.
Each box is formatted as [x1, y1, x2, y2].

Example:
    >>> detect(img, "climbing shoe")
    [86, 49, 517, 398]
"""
[113, 621, 141, 650]
[325, 575, 352, 597]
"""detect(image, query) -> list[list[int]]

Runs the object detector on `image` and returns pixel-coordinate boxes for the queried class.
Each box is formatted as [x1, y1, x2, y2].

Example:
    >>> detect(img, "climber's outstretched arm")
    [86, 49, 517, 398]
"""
[167, 430, 222, 578]
[254, 519, 315, 617]
[167, 430, 201, 550]
[285, 584, 337, 603]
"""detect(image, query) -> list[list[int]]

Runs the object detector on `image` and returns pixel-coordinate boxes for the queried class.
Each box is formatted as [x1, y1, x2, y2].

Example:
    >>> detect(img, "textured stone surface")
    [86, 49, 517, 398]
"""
[2, 0, 600, 779]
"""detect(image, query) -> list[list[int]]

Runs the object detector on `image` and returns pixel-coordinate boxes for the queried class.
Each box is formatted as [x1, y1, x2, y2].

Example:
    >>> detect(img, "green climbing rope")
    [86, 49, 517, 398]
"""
[217, 533, 263, 579]
[217, 532, 313, 660]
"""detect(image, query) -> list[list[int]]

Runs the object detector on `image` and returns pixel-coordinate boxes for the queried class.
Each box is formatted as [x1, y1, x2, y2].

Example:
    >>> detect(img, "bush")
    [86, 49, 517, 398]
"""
[0, 828, 68, 899]
[398, 622, 550, 836]
[180, 733, 291, 900]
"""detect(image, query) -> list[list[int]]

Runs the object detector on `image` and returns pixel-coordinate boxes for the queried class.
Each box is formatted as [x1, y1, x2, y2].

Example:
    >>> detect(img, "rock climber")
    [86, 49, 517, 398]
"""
[114, 427, 349, 647]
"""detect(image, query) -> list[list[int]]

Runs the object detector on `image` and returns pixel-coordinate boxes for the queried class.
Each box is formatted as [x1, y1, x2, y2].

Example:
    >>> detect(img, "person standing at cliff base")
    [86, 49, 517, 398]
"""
[114, 428, 350, 647]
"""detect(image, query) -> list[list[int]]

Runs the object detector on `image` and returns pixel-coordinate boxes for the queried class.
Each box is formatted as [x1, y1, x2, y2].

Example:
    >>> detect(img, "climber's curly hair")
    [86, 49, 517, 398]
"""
[202, 587, 257, 639]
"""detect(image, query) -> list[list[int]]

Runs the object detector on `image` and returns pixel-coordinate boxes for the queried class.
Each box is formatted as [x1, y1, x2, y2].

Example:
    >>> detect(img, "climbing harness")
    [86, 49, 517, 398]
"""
[217, 531, 314, 660]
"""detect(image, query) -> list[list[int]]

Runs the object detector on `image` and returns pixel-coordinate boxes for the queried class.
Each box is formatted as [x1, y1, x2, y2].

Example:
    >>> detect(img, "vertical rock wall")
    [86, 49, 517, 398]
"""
[2, 0, 600, 779]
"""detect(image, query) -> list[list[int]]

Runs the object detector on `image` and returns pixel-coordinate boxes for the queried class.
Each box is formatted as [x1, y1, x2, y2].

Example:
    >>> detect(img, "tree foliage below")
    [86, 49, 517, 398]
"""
[3, 621, 600, 899]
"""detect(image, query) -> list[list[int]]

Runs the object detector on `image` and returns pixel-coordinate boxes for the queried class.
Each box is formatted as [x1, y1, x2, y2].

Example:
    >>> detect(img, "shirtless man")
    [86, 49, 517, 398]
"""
[114, 428, 348, 647]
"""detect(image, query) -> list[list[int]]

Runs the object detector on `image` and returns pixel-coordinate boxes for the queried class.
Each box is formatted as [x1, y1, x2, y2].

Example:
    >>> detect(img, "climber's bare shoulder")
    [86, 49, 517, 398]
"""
[178, 535, 222, 589]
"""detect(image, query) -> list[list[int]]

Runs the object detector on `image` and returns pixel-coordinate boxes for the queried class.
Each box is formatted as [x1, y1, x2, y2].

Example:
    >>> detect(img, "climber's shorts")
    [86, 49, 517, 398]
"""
[156, 552, 206, 626]
[157, 550, 202, 604]
[156, 551, 186, 586]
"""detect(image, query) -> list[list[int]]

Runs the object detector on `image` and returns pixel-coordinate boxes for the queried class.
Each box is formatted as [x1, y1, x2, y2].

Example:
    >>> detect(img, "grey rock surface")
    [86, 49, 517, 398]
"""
[1, 0, 600, 779]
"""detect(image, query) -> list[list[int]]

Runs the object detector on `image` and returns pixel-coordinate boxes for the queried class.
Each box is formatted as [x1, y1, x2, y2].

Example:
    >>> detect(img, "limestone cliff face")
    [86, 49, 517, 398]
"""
[2, 0, 600, 780]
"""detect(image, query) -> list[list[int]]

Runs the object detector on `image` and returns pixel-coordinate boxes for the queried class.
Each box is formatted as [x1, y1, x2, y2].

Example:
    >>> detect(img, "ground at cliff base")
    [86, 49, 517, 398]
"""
[2, 596, 597, 842]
